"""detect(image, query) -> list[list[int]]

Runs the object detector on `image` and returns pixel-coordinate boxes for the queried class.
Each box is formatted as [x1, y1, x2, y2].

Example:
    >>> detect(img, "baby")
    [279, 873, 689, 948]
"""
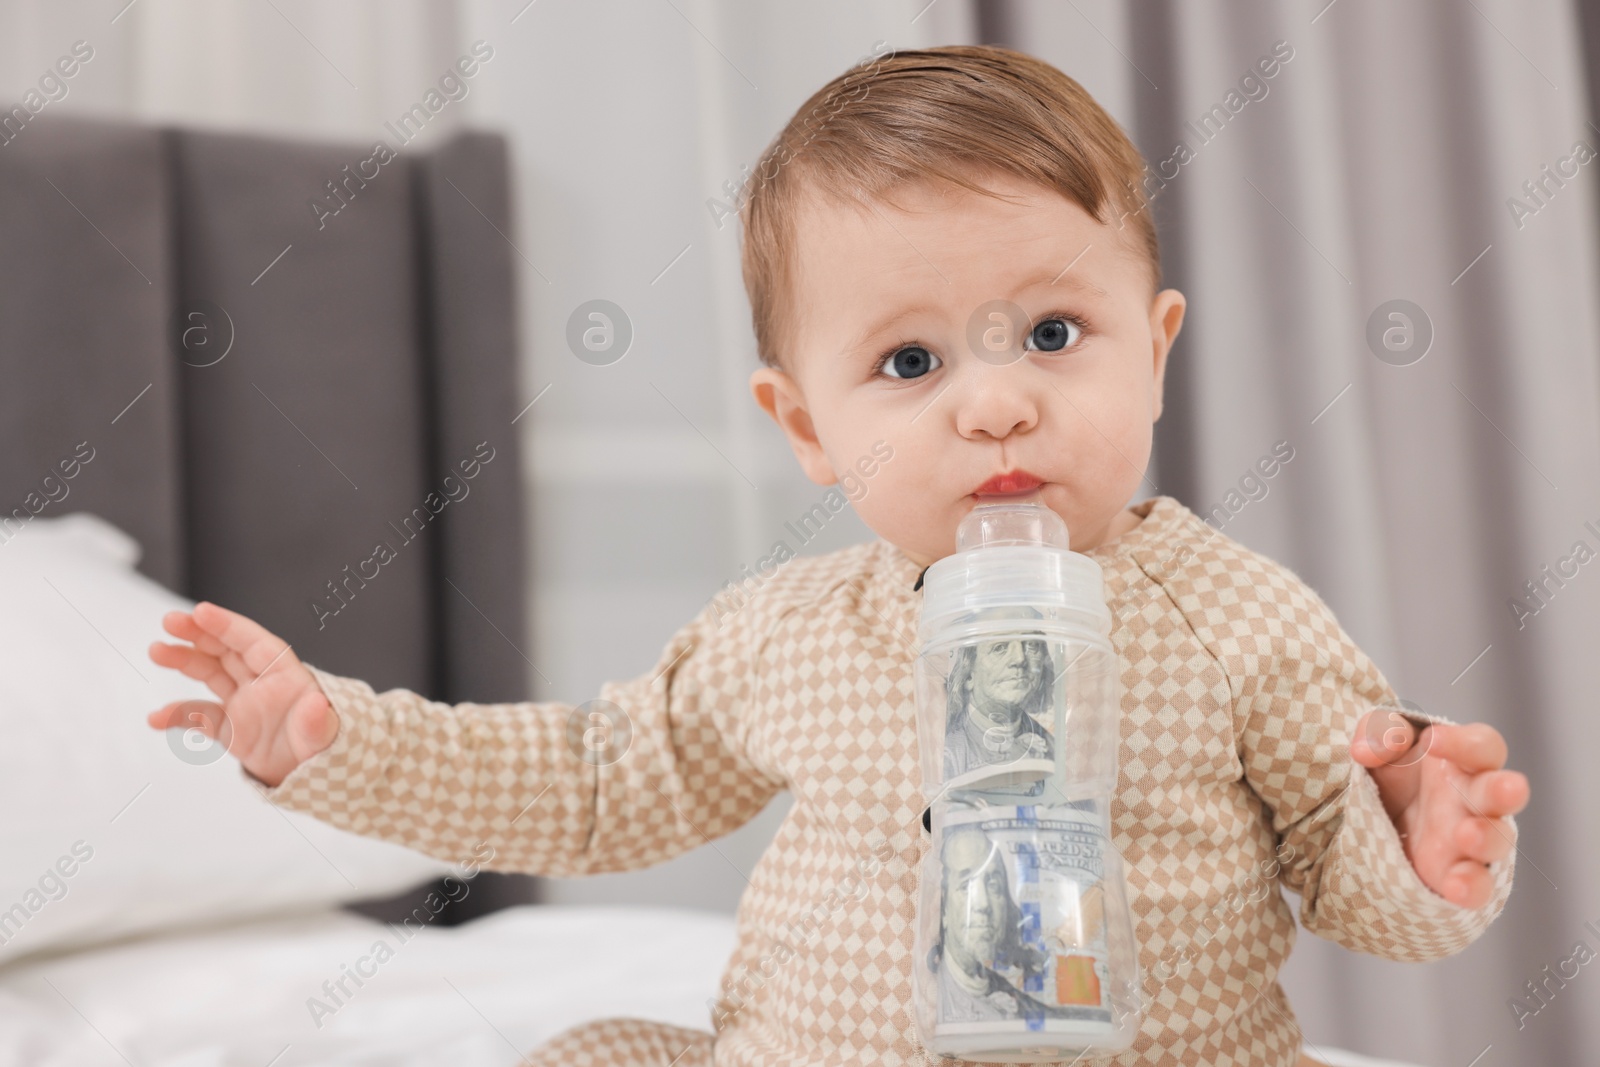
[147, 45, 1529, 1067]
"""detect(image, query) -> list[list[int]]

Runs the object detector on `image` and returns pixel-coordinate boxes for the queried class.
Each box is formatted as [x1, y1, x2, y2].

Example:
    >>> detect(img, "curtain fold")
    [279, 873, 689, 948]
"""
[1000, 1, 1600, 1063]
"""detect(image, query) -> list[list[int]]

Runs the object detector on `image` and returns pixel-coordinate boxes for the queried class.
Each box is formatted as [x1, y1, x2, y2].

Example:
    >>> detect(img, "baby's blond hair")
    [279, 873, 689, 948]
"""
[739, 44, 1160, 370]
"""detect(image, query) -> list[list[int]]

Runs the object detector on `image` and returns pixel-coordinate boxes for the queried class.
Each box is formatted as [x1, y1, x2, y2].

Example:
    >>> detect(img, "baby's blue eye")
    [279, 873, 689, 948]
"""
[1026, 316, 1081, 353]
[881, 345, 941, 379]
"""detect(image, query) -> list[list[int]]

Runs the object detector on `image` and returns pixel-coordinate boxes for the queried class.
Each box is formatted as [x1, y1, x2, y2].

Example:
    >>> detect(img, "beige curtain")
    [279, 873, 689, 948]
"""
[994, 0, 1600, 1063]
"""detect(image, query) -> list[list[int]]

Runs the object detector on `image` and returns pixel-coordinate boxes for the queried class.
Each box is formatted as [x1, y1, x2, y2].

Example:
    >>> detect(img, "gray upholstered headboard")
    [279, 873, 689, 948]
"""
[0, 115, 527, 703]
[0, 115, 534, 915]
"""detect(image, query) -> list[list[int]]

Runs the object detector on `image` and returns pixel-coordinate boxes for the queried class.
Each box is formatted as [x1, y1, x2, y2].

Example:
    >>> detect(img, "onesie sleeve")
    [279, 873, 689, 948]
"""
[1226, 563, 1515, 962]
[242, 596, 785, 877]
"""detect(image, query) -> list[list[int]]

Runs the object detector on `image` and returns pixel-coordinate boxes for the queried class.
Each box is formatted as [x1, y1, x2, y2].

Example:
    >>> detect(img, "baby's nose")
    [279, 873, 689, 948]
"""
[953, 366, 1040, 440]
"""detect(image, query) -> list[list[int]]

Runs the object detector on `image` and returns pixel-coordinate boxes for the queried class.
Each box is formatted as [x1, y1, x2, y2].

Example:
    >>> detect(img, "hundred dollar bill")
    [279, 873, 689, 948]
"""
[939, 635, 1063, 796]
[930, 804, 1116, 1040]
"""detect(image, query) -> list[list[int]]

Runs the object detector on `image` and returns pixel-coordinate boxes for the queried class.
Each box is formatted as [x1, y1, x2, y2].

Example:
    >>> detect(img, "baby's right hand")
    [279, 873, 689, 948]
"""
[146, 602, 338, 788]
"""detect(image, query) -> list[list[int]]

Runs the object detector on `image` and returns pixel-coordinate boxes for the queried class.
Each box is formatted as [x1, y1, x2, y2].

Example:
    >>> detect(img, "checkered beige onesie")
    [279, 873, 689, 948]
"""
[255, 495, 1515, 1065]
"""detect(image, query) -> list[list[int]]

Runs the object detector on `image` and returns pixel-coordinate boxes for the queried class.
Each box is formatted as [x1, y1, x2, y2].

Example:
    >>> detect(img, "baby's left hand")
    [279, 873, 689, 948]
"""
[1350, 710, 1530, 909]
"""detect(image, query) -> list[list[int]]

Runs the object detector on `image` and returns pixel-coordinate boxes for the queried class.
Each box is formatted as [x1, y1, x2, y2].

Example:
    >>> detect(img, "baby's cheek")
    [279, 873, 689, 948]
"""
[1086, 395, 1154, 480]
[851, 475, 927, 539]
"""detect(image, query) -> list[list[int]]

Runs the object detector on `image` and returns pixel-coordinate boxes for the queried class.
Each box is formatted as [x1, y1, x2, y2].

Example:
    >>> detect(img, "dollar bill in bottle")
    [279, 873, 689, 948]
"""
[939, 634, 1063, 796]
[930, 803, 1115, 1039]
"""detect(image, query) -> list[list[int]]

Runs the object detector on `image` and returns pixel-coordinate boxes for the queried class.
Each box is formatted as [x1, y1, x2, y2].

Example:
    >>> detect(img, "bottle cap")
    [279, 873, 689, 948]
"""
[919, 500, 1110, 646]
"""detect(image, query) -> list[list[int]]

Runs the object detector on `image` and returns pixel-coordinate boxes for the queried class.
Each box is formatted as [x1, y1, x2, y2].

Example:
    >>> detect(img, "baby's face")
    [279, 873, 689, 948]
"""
[751, 171, 1186, 566]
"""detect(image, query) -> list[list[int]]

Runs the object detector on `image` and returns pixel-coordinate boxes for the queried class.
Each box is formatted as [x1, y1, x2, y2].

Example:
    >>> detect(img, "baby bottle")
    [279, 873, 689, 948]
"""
[910, 500, 1142, 1061]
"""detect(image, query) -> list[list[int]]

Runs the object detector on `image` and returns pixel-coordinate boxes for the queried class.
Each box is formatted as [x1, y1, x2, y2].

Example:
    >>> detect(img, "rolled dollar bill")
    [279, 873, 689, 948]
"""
[939, 635, 1062, 796]
[930, 803, 1116, 1042]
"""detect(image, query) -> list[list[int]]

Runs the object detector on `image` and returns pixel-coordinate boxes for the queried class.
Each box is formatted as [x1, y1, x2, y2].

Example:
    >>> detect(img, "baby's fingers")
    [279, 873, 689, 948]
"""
[191, 601, 291, 675]
[1425, 722, 1508, 774]
[147, 642, 238, 702]
[1462, 768, 1530, 818]
[147, 699, 230, 743]
[160, 610, 229, 657]
[1441, 858, 1495, 910]
[1454, 814, 1516, 864]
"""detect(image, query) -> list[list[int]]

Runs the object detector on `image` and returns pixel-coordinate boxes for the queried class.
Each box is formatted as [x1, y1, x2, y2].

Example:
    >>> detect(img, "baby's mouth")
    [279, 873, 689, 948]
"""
[973, 470, 1043, 496]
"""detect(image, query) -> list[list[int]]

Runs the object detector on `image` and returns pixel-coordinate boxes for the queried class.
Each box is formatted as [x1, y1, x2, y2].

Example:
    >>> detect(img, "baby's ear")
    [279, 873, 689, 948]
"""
[1148, 288, 1187, 422]
[749, 366, 837, 487]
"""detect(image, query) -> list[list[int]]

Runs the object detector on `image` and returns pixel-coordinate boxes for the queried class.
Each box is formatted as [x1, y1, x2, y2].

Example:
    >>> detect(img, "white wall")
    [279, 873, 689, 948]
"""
[0, 1, 467, 142]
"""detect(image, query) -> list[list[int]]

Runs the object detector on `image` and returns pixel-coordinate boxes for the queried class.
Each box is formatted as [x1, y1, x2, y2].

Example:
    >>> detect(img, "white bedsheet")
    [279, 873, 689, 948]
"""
[0, 905, 736, 1067]
[0, 903, 1421, 1067]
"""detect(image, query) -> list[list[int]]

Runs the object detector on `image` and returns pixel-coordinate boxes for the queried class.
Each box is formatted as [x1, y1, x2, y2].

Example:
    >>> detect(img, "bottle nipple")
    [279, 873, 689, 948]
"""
[956, 500, 1070, 552]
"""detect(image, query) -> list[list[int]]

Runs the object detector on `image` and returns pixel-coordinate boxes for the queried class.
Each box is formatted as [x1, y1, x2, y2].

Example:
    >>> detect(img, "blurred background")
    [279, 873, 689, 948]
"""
[1, 1, 1597, 1064]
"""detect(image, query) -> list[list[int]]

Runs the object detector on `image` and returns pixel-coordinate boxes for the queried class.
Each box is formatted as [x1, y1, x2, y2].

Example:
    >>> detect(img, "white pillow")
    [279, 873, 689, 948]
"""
[0, 512, 449, 965]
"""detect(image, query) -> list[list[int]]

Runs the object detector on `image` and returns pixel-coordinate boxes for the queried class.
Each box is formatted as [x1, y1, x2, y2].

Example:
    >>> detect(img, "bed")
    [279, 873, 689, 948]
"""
[0, 113, 537, 930]
[0, 905, 734, 1066]
[0, 112, 574, 1058]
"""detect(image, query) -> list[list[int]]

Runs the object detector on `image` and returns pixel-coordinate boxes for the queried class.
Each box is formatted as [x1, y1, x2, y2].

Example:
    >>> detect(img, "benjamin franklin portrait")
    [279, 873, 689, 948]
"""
[942, 635, 1057, 791]
[933, 826, 1055, 1024]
